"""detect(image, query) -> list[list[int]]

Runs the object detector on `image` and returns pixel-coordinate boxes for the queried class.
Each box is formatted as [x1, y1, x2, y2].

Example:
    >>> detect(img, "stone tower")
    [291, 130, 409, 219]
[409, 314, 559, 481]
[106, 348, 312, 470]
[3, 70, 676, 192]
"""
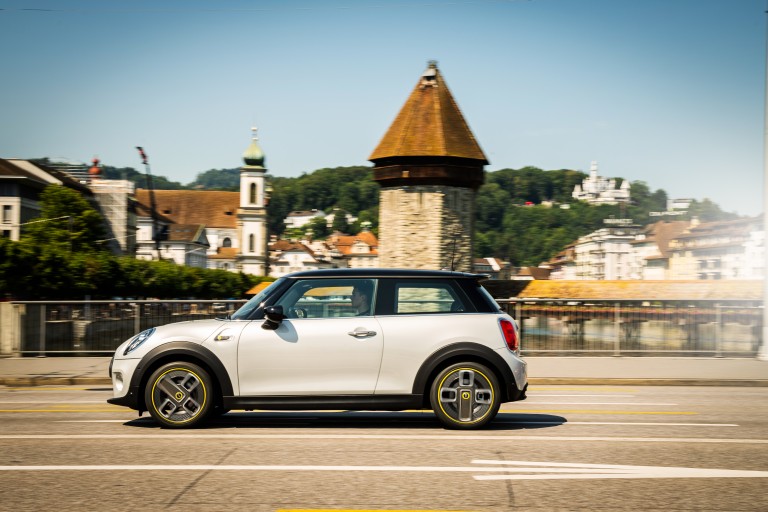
[369, 61, 488, 272]
[236, 127, 268, 275]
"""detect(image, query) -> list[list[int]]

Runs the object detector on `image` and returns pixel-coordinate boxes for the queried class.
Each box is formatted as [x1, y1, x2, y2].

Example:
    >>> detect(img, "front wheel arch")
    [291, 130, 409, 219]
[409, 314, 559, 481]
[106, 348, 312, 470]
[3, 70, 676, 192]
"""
[132, 342, 232, 413]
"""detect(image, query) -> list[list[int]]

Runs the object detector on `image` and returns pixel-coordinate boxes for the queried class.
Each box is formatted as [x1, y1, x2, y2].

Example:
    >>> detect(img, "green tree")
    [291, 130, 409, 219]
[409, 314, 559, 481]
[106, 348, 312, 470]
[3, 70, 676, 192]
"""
[21, 185, 109, 254]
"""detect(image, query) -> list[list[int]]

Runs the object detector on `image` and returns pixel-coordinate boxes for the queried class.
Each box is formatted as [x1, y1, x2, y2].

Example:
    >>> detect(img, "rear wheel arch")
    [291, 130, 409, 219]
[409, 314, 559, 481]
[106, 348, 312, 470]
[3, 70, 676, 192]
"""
[413, 343, 514, 408]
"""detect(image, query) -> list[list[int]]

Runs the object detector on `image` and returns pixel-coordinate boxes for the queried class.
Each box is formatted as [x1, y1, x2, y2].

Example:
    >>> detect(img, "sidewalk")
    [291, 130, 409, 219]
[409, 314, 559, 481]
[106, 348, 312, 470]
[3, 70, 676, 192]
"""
[0, 356, 766, 387]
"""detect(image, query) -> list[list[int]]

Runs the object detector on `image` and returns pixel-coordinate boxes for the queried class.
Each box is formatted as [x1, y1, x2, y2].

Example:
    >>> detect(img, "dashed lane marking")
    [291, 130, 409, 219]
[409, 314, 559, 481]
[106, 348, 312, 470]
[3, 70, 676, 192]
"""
[498, 409, 697, 415]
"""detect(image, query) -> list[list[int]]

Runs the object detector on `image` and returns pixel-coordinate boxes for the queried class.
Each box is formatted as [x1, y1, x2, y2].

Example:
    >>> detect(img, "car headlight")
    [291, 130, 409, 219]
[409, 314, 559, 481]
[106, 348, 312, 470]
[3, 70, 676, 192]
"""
[123, 328, 156, 356]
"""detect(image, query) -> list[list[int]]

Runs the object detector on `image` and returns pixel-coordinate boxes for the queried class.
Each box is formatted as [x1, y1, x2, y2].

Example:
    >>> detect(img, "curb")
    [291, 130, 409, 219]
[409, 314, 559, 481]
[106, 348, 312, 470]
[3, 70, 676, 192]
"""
[528, 378, 768, 387]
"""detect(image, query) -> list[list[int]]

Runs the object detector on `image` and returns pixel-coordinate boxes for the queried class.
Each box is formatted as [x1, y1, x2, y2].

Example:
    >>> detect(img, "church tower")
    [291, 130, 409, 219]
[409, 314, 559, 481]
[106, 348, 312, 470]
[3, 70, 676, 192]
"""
[369, 61, 488, 272]
[236, 127, 268, 275]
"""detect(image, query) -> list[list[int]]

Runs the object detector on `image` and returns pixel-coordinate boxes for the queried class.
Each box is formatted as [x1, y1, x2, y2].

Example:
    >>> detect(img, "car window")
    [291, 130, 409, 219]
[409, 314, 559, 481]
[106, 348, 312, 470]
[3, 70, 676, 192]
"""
[276, 278, 376, 318]
[231, 278, 285, 320]
[394, 281, 469, 314]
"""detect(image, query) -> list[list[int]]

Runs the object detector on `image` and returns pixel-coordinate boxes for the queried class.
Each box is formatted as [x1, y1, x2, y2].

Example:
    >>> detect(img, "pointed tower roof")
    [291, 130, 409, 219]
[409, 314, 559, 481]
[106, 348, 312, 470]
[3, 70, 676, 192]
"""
[242, 126, 265, 168]
[369, 61, 488, 164]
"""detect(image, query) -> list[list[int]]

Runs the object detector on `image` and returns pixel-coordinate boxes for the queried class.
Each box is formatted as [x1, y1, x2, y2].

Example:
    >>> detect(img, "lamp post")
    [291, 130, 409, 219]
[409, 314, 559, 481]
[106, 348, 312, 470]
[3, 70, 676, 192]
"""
[761, 2, 768, 361]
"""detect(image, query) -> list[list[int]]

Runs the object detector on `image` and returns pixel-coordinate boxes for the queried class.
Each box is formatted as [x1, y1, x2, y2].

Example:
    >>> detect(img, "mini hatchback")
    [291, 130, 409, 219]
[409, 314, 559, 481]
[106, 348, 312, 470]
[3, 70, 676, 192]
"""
[108, 269, 527, 429]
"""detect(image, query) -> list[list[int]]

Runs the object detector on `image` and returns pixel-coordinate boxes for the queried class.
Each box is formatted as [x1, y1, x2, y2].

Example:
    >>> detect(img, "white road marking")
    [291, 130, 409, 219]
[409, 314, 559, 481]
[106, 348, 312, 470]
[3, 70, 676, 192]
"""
[511, 421, 738, 427]
[0, 460, 766, 481]
[0, 434, 764, 443]
[529, 394, 636, 398]
[0, 401, 105, 404]
[57, 420, 134, 423]
[516, 402, 678, 406]
[471, 460, 768, 481]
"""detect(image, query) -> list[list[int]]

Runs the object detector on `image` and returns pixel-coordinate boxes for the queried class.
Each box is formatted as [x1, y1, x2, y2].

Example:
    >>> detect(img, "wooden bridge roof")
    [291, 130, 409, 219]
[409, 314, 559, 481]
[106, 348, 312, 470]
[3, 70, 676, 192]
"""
[514, 280, 763, 301]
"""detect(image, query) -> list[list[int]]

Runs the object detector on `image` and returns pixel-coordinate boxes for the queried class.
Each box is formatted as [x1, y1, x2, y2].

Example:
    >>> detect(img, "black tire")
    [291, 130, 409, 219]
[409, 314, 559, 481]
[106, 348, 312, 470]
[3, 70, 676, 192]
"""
[429, 362, 501, 430]
[144, 361, 213, 429]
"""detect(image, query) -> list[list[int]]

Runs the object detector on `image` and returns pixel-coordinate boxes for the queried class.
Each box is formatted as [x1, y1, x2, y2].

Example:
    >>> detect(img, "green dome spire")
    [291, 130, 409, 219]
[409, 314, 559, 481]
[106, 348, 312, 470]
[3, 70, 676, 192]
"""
[243, 126, 265, 167]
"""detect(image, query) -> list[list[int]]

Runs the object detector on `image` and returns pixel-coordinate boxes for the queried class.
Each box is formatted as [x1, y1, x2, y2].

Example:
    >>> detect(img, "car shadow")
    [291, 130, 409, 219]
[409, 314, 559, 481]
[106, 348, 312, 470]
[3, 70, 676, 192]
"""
[123, 411, 567, 430]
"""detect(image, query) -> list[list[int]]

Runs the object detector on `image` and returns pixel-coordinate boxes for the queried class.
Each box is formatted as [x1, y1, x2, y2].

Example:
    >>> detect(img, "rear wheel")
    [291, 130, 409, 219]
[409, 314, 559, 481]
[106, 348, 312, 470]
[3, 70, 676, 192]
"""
[144, 362, 213, 429]
[430, 362, 501, 429]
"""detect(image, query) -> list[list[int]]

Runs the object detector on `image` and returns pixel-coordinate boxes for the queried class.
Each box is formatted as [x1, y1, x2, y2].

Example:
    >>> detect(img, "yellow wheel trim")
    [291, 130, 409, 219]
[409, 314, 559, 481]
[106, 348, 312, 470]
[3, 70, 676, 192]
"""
[151, 367, 207, 424]
[437, 367, 495, 425]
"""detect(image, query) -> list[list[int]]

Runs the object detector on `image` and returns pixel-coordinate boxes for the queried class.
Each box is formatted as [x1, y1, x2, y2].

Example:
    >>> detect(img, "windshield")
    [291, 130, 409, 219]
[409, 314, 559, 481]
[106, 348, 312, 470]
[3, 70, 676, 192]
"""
[231, 278, 285, 320]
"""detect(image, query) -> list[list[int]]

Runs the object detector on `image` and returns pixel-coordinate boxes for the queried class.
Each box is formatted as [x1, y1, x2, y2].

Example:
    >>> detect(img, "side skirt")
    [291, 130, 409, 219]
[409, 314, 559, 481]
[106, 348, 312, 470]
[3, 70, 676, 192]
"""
[222, 394, 423, 412]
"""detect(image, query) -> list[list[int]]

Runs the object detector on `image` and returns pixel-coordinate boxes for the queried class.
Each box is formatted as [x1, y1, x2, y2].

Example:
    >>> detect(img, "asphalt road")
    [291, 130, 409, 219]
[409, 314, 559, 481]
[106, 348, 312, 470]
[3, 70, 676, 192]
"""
[0, 385, 767, 511]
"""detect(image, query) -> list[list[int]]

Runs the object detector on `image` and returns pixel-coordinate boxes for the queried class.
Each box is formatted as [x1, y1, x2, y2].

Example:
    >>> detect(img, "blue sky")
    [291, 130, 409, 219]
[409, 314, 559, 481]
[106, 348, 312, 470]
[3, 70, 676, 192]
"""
[1, 0, 765, 215]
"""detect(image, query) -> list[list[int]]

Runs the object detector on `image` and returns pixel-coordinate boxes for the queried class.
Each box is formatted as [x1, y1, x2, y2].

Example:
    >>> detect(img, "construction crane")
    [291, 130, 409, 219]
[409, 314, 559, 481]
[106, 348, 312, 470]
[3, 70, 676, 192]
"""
[136, 147, 162, 260]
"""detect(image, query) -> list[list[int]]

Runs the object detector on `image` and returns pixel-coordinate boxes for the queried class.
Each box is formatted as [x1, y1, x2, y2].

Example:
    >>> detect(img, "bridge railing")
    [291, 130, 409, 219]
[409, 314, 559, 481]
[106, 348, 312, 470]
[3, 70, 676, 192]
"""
[0, 298, 763, 357]
[496, 298, 762, 357]
[0, 300, 247, 356]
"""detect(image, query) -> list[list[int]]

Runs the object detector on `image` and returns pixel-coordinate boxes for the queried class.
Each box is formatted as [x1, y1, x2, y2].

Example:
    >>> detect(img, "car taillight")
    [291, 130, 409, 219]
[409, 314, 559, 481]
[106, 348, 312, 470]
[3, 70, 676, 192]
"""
[500, 319, 518, 351]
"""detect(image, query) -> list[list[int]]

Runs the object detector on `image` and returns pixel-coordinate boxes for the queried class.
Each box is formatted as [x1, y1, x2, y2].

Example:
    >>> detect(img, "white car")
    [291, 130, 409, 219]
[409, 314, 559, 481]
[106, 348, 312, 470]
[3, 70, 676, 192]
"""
[108, 269, 527, 429]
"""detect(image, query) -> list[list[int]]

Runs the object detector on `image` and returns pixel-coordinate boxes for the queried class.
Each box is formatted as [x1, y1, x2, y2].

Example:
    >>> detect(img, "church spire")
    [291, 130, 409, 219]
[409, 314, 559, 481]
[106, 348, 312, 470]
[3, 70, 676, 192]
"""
[242, 126, 265, 167]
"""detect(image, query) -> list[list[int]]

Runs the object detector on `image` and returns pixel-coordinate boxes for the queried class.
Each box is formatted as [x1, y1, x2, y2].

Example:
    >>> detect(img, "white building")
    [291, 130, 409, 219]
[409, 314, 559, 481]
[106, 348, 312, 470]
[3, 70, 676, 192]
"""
[667, 217, 764, 280]
[134, 128, 269, 275]
[546, 219, 641, 280]
[548, 217, 765, 281]
[268, 239, 335, 277]
[627, 221, 690, 280]
[284, 210, 326, 230]
[572, 161, 631, 205]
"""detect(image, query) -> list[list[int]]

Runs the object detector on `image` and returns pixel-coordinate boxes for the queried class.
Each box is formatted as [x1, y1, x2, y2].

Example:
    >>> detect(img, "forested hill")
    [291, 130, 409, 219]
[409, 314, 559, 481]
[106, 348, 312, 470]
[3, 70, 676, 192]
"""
[96, 162, 739, 267]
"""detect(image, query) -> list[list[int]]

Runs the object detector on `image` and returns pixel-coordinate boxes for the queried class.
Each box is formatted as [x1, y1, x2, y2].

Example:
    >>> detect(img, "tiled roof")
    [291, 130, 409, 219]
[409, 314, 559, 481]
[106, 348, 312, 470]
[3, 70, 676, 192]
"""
[270, 240, 316, 257]
[516, 280, 762, 300]
[135, 189, 239, 228]
[166, 224, 207, 243]
[518, 267, 552, 280]
[632, 221, 689, 257]
[675, 217, 760, 239]
[328, 231, 379, 256]
[209, 247, 238, 260]
[369, 63, 488, 163]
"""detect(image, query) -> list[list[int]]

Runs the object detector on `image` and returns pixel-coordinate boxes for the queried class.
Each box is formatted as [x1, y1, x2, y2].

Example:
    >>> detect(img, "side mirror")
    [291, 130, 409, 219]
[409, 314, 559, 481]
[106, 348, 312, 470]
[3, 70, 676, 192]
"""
[261, 305, 285, 330]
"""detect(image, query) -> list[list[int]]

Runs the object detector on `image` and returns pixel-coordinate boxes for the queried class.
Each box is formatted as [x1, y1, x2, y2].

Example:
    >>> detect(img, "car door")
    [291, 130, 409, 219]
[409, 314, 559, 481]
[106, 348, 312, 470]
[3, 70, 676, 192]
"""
[237, 278, 384, 396]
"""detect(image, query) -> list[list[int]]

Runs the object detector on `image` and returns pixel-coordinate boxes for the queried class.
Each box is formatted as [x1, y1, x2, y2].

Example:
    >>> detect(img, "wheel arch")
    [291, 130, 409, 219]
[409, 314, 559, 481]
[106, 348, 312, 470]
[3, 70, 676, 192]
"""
[412, 342, 516, 408]
[130, 342, 233, 412]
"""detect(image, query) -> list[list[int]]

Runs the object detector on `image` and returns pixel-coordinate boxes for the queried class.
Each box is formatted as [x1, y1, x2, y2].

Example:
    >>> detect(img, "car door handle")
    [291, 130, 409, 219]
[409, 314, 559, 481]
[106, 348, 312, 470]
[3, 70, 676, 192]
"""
[348, 328, 377, 338]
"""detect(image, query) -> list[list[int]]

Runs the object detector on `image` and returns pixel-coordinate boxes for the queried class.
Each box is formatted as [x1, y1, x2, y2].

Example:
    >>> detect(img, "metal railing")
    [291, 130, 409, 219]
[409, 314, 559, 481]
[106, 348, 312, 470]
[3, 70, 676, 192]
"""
[3, 300, 246, 356]
[0, 298, 763, 357]
[497, 298, 762, 357]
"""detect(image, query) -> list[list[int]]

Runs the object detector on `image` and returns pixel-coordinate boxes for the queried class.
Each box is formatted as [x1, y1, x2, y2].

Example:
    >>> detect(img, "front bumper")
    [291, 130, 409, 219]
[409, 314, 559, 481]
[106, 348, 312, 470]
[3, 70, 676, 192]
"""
[107, 357, 142, 410]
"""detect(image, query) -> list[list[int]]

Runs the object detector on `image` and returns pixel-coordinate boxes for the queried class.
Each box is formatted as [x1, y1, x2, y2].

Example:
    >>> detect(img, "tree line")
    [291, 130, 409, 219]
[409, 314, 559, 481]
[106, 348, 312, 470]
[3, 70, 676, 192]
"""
[21, 159, 740, 279]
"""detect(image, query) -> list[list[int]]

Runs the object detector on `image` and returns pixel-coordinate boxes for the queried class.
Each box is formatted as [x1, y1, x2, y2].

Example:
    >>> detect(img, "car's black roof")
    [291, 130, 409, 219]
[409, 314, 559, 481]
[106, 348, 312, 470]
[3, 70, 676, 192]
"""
[283, 268, 487, 279]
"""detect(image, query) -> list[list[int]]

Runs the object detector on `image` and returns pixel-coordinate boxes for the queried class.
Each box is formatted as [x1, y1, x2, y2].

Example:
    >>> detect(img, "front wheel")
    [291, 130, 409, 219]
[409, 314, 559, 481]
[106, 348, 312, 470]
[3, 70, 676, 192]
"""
[144, 362, 213, 429]
[430, 362, 501, 430]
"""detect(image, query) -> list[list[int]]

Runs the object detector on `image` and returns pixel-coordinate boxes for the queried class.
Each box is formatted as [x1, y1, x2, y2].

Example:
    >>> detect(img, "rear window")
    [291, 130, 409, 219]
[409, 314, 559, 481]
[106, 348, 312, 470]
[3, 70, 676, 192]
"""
[393, 280, 475, 314]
